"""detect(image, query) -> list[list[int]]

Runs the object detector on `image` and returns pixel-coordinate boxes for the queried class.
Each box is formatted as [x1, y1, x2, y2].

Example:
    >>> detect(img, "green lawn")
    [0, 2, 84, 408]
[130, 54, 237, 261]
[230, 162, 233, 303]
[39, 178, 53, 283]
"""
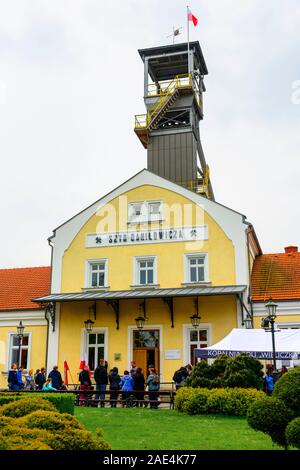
[75, 407, 281, 450]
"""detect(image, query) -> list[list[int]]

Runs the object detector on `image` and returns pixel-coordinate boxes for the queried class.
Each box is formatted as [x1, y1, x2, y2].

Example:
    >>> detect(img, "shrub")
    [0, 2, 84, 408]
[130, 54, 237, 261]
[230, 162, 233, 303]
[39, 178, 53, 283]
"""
[0, 413, 111, 450]
[0, 415, 14, 427]
[0, 393, 74, 415]
[247, 396, 293, 447]
[0, 424, 52, 450]
[19, 410, 83, 432]
[174, 387, 197, 412]
[47, 427, 111, 450]
[273, 368, 300, 418]
[187, 354, 264, 389]
[176, 387, 264, 416]
[0, 397, 56, 418]
[286, 417, 300, 449]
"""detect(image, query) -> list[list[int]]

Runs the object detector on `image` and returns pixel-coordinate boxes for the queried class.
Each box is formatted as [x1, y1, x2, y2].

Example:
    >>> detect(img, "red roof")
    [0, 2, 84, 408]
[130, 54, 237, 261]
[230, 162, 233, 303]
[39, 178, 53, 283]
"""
[252, 251, 300, 301]
[0, 267, 50, 311]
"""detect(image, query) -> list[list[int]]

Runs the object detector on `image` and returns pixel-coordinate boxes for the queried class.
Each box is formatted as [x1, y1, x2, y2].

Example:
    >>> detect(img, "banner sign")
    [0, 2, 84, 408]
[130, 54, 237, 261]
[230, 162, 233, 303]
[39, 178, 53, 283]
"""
[86, 225, 208, 248]
[195, 349, 300, 360]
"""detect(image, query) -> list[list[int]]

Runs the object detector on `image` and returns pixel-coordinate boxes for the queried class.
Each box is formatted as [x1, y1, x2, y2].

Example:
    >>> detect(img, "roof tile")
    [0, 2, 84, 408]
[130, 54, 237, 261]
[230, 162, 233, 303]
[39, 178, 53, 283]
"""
[252, 252, 300, 301]
[0, 267, 50, 311]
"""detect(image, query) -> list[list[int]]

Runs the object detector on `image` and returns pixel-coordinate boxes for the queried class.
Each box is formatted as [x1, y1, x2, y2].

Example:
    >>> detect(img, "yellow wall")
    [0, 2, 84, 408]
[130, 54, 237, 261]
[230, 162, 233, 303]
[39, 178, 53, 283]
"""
[61, 185, 236, 292]
[0, 325, 47, 389]
[253, 314, 300, 328]
[57, 295, 237, 383]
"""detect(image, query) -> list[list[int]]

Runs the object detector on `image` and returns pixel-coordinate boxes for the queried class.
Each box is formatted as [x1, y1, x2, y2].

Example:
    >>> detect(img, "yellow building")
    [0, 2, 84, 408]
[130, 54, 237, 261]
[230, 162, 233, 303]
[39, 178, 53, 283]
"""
[32, 41, 263, 383]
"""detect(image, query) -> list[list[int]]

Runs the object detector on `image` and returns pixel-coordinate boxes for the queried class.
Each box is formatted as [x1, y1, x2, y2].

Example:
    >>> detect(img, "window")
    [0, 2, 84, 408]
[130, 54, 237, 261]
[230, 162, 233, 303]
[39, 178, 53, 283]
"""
[148, 202, 162, 222]
[9, 334, 30, 368]
[128, 201, 163, 224]
[185, 253, 208, 283]
[128, 202, 144, 223]
[189, 329, 208, 366]
[87, 332, 105, 371]
[86, 260, 108, 288]
[134, 256, 157, 286]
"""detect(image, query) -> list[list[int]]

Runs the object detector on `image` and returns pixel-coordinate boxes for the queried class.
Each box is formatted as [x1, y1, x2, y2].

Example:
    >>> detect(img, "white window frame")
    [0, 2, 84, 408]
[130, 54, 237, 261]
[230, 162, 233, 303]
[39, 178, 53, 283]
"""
[85, 259, 108, 289]
[81, 327, 108, 372]
[7, 331, 32, 370]
[133, 255, 158, 286]
[148, 201, 163, 222]
[128, 200, 163, 224]
[183, 323, 212, 366]
[184, 252, 209, 284]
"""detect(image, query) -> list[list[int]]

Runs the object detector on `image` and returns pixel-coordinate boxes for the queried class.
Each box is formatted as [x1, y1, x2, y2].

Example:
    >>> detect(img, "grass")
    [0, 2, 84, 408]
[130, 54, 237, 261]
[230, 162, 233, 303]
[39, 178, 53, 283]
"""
[75, 407, 282, 450]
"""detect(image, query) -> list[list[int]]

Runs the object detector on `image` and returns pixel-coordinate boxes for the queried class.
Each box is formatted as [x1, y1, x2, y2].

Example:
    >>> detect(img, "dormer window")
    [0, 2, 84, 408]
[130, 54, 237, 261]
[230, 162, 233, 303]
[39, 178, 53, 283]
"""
[128, 201, 163, 224]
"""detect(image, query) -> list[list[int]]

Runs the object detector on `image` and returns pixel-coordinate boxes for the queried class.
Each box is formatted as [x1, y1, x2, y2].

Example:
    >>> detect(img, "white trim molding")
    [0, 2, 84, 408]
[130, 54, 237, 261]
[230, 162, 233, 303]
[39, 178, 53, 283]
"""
[184, 252, 209, 284]
[133, 255, 158, 287]
[253, 300, 300, 317]
[6, 331, 32, 371]
[46, 303, 60, 373]
[0, 310, 47, 327]
[84, 258, 109, 289]
[80, 327, 109, 369]
[182, 323, 212, 366]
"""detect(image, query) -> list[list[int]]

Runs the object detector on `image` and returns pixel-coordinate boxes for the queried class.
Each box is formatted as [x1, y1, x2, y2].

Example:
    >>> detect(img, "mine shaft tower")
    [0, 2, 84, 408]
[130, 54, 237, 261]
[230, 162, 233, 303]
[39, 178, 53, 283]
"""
[134, 41, 214, 200]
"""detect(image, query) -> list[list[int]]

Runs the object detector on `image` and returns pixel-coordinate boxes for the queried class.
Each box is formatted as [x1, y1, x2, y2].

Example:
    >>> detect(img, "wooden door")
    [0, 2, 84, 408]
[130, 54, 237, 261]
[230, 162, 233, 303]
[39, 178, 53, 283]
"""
[133, 349, 147, 374]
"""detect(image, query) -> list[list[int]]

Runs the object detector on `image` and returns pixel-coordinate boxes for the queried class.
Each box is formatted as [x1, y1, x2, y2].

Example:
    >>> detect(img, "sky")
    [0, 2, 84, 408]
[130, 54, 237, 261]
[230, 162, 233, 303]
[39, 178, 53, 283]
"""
[0, 0, 299, 268]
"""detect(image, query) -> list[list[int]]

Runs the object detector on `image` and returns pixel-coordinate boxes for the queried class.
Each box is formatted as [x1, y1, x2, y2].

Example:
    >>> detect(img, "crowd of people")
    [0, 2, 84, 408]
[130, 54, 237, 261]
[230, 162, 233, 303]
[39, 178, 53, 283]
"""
[7, 363, 67, 392]
[8, 360, 288, 404]
[79, 360, 161, 408]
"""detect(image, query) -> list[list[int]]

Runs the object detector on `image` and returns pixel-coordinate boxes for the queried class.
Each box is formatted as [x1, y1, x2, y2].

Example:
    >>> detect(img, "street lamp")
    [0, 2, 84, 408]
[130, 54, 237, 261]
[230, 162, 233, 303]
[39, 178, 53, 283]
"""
[190, 297, 201, 328]
[244, 314, 253, 329]
[135, 316, 146, 330]
[261, 297, 278, 371]
[84, 318, 95, 333]
[17, 321, 25, 368]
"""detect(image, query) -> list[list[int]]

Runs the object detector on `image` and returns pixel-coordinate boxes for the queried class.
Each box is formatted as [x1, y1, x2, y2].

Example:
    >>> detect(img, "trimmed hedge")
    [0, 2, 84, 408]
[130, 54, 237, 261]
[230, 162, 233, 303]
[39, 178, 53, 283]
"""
[18, 410, 84, 432]
[175, 387, 264, 416]
[247, 396, 293, 447]
[0, 398, 111, 450]
[0, 398, 56, 418]
[0, 393, 74, 415]
[286, 417, 300, 449]
[273, 368, 300, 418]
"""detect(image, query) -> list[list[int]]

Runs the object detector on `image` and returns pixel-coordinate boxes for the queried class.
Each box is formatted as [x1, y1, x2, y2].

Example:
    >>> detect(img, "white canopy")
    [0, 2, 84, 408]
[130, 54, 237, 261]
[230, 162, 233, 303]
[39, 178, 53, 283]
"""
[195, 328, 300, 360]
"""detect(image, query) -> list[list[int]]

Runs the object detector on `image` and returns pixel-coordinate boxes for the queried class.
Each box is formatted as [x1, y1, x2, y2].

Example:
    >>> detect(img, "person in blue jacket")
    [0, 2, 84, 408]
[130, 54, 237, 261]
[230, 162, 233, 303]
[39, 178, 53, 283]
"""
[264, 369, 275, 396]
[121, 369, 135, 406]
[48, 365, 63, 390]
[8, 363, 19, 391]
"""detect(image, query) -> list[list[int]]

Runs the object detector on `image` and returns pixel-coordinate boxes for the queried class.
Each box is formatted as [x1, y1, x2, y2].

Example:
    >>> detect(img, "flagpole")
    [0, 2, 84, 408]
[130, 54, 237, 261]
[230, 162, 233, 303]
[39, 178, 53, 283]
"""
[187, 5, 190, 75]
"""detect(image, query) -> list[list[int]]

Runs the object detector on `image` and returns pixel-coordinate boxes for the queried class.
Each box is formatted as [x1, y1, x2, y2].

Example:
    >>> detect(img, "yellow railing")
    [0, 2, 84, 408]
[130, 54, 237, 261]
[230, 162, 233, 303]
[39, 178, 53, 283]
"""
[135, 74, 193, 130]
[147, 74, 192, 97]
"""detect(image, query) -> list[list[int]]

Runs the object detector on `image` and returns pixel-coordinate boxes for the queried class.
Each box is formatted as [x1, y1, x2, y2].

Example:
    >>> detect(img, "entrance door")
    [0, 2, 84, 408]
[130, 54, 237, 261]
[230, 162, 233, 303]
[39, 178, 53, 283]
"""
[133, 329, 160, 374]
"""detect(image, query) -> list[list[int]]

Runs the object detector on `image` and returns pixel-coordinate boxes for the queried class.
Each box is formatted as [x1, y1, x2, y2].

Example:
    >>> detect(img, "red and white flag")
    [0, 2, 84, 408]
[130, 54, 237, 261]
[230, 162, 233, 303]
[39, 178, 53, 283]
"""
[79, 353, 92, 377]
[187, 7, 198, 27]
[63, 360, 70, 385]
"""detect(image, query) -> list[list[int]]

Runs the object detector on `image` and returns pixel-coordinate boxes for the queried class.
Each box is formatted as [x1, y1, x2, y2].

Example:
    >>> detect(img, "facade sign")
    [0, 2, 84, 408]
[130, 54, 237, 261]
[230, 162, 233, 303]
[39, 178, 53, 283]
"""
[195, 349, 300, 360]
[165, 349, 181, 360]
[86, 226, 208, 248]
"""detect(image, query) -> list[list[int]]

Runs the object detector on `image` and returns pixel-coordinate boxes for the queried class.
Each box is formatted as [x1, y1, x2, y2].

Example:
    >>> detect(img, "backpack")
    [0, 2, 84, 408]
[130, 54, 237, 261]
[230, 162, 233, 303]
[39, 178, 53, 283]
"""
[173, 370, 183, 383]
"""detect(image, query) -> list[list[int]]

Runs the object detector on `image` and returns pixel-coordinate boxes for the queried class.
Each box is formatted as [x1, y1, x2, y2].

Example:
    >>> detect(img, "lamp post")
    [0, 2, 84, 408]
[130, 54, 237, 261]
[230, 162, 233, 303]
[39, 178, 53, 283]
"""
[17, 321, 25, 368]
[261, 298, 278, 371]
